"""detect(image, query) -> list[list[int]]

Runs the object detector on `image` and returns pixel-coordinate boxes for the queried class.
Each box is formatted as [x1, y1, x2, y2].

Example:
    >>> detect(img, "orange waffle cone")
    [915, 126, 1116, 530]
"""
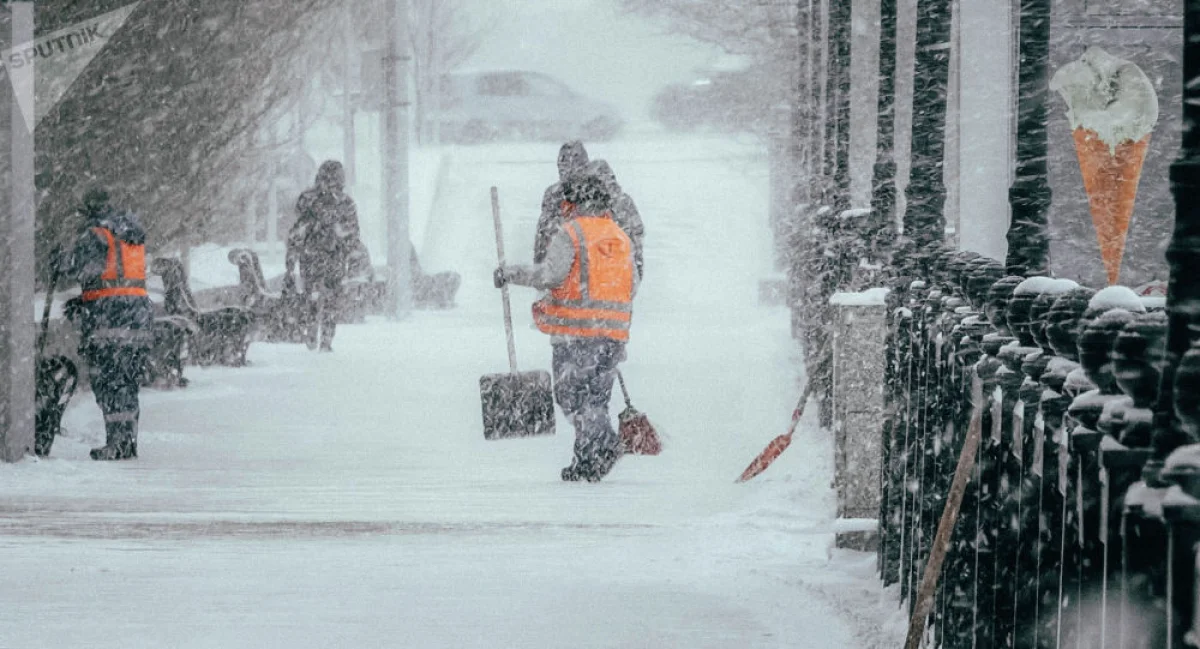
[1071, 128, 1150, 285]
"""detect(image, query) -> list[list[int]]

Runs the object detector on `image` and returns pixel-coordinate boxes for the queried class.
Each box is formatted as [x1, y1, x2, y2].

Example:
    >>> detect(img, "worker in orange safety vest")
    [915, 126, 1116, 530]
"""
[494, 173, 639, 482]
[62, 187, 154, 460]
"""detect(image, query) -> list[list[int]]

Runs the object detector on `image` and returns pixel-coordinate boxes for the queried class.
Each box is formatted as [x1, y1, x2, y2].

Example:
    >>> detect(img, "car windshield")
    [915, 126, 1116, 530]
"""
[525, 75, 575, 98]
[475, 73, 530, 97]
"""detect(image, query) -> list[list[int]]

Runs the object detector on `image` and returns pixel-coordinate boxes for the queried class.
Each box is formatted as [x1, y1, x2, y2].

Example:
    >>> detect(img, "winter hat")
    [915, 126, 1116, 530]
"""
[563, 172, 612, 213]
[557, 141, 589, 180]
[81, 186, 110, 213]
[587, 159, 619, 193]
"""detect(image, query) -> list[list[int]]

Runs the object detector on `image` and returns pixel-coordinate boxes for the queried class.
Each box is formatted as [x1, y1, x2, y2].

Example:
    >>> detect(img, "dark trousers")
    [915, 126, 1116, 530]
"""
[552, 338, 623, 467]
[301, 271, 342, 350]
[85, 345, 145, 452]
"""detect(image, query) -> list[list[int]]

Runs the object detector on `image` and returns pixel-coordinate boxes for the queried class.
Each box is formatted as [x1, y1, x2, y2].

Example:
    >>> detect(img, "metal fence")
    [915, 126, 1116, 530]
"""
[875, 249, 1200, 648]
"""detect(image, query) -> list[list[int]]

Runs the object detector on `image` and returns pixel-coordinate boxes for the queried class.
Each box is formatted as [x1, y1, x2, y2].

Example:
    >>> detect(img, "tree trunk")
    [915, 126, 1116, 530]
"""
[901, 0, 953, 266]
[869, 0, 899, 254]
[1005, 0, 1052, 277]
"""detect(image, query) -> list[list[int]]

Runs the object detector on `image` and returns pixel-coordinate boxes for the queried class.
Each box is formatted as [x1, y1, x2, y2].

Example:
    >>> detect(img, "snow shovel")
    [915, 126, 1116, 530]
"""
[736, 382, 813, 482]
[617, 371, 661, 455]
[35, 249, 79, 457]
[479, 186, 555, 440]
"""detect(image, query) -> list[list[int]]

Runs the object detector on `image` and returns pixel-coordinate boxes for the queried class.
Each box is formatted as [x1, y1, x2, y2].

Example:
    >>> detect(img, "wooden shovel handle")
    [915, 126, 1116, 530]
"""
[490, 187, 518, 373]
[38, 246, 63, 359]
[903, 397, 985, 649]
[616, 370, 633, 409]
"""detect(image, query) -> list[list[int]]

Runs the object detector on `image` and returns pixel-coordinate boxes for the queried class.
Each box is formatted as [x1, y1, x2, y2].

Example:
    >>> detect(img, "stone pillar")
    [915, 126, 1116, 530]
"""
[830, 288, 890, 550]
[0, 2, 36, 462]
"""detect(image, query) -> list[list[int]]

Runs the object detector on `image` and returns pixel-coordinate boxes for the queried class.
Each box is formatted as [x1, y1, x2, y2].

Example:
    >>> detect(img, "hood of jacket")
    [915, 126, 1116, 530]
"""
[315, 160, 346, 194]
[90, 206, 147, 245]
[557, 141, 589, 182]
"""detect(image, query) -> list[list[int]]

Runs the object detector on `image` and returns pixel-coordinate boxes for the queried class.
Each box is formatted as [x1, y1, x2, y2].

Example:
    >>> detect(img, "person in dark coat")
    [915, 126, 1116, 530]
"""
[287, 160, 362, 351]
[533, 141, 590, 265]
[62, 187, 154, 460]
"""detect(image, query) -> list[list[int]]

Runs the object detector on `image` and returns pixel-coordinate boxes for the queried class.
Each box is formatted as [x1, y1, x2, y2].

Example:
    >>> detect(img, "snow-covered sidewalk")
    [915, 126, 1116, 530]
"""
[0, 136, 892, 648]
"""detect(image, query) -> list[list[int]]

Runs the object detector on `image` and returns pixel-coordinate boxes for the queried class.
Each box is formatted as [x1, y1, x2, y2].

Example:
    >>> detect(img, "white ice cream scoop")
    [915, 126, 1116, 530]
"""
[1050, 46, 1159, 151]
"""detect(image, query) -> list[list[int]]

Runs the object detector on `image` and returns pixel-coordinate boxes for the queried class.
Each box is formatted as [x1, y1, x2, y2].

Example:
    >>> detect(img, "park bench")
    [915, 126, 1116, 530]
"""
[151, 257, 254, 366]
[227, 248, 306, 342]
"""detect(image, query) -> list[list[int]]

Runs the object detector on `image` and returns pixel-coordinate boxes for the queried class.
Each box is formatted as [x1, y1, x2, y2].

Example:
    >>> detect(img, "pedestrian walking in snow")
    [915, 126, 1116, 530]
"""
[533, 140, 591, 265]
[495, 173, 639, 482]
[287, 160, 362, 352]
[62, 187, 154, 460]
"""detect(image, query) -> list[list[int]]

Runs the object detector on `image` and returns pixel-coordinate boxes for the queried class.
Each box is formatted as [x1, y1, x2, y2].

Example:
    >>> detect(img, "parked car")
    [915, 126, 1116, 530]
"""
[432, 70, 624, 144]
[650, 67, 780, 135]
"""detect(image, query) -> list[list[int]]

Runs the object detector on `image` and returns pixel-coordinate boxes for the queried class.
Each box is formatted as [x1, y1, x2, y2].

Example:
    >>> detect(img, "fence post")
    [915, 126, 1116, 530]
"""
[831, 288, 890, 551]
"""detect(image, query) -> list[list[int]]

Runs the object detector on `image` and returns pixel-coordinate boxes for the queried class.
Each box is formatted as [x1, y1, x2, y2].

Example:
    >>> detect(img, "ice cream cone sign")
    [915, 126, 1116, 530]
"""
[1051, 47, 1159, 286]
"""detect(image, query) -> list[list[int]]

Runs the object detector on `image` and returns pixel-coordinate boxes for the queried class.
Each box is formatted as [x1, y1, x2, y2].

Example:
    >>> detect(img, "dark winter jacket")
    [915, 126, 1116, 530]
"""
[533, 157, 644, 277]
[533, 141, 590, 265]
[288, 160, 362, 283]
[64, 202, 154, 353]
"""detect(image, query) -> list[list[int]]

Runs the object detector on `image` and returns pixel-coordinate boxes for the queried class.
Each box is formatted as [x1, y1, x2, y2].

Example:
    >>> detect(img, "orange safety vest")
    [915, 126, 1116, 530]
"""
[81, 226, 148, 301]
[533, 215, 634, 341]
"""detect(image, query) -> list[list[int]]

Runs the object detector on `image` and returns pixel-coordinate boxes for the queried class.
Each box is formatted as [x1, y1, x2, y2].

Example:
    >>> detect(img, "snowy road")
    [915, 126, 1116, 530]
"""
[0, 137, 886, 648]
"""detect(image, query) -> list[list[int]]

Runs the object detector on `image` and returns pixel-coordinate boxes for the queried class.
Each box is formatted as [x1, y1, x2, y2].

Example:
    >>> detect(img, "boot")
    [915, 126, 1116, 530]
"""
[561, 459, 589, 482]
[584, 447, 620, 483]
[124, 419, 138, 458]
[319, 319, 335, 352]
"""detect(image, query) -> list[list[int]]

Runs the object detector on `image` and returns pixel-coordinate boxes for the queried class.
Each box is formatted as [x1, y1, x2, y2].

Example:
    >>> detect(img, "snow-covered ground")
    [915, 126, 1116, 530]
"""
[1, 135, 897, 648]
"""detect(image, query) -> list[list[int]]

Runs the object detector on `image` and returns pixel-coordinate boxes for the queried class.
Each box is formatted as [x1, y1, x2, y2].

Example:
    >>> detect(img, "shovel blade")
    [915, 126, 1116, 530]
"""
[479, 370, 555, 440]
[737, 433, 793, 482]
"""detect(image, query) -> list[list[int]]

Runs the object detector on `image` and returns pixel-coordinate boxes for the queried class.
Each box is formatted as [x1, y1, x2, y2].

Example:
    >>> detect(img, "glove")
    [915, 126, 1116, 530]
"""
[493, 266, 509, 289]
[63, 297, 84, 323]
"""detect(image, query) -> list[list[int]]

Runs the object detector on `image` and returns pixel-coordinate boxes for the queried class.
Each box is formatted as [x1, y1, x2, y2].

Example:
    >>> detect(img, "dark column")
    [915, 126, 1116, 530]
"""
[788, 0, 821, 343]
[869, 0, 899, 255]
[1158, 0, 1200, 459]
[1005, 0, 1053, 277]
[902, 0, 953, 265]
[829, 0, 852, 214]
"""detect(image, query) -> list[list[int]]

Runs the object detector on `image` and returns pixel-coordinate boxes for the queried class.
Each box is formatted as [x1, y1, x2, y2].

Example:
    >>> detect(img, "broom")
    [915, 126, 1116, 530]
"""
[616, 370, 661, 455]
[736, 382, 813, 482]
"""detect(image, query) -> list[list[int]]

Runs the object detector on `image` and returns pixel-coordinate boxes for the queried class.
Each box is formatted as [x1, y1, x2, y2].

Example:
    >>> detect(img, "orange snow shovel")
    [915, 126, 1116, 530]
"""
[737, 382, 813, 482]
[616, 371, 661, 455]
